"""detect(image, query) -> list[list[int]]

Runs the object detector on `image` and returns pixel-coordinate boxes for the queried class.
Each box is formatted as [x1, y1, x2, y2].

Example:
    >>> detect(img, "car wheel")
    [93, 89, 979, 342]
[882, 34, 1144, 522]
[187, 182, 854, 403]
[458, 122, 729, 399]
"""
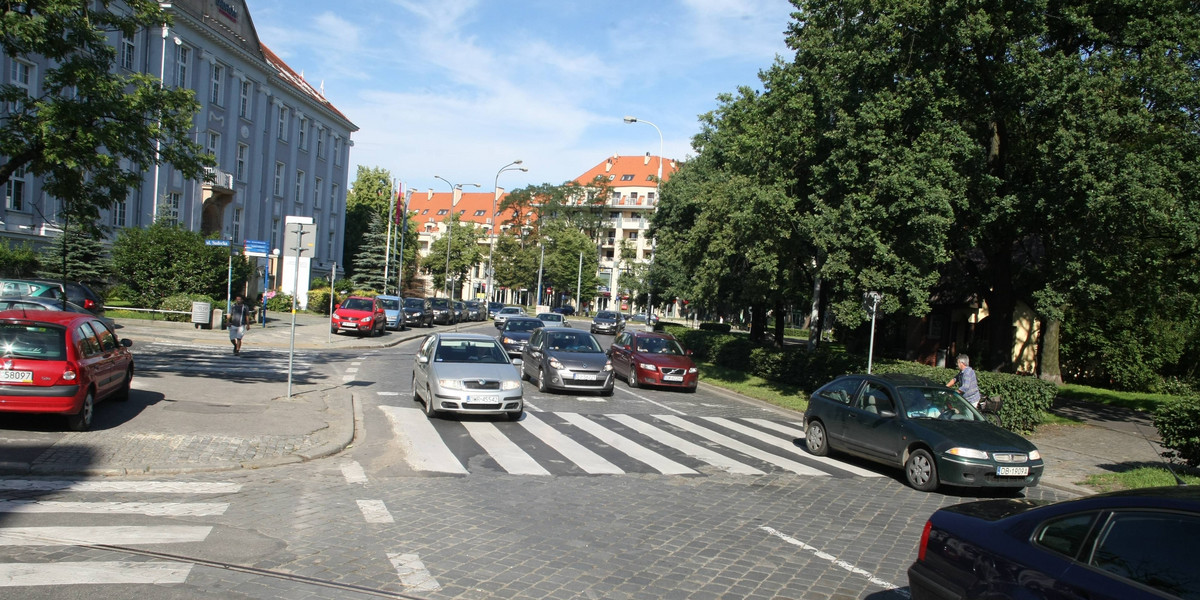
[804, 420, 829, 456]
[626, 366, 638, 388]
[538, 368, 550, 393]
[905, 449, 939, 492]
[65, 391, 94, 432]
[114, 367, 133, 402]
[411, 374, 421, 403]
[422, 385, 439, 418]
[330, 327, 338, 335]
[507, 408, 524, 421]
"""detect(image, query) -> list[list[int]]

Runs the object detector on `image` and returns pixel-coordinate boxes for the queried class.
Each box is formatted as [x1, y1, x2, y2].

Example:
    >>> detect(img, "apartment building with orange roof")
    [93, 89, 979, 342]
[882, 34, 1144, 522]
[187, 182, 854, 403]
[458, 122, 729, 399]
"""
[407, 187, 519, 299]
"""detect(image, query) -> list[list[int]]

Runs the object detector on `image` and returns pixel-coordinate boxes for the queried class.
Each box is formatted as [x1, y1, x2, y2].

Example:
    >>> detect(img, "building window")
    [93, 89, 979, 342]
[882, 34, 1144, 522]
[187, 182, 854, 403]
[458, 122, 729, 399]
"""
[236, 144, 248, 182]
[620, 174, 634, 181]
[239, 80, 252, 118]
[112, 197, 128, 227]
[610, 190, 620, 202]
[271, 218, 280, 253]
[298, 117, 308, 150]
[8, 60, 33, 111]
[333, 137, 341, 165]
[210, 63, 223, 105]
[316, 130, 325, 158]
[295, 170, 304, 203]
[232, 208, 243, 243]
[121, 37, 136, 70]
[175, 45, 190, 88]
[278, 107, 289, 141]
[647, 192, 656, 202]
[327, 230, 335, 260]
[330, 183, 339, 213]
[313, 177, 323, 209]
[436, 209, 448, 216]
[164, 192, 181, 224]
[273, 162, 284, 197]
[4, 165, 27, 211]
[207, 131, 221, 165]
[473, 210, 486, 217]
[628, 232, 639, 240]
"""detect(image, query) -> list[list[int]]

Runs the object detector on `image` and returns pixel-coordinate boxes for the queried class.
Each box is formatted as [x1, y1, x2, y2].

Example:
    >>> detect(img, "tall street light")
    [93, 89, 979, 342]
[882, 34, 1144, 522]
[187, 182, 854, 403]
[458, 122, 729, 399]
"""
[151, 2, 179, 224]
[623, 115, 662, 327]
[488, 160, 526, 306]
[434, 176, 480, 299]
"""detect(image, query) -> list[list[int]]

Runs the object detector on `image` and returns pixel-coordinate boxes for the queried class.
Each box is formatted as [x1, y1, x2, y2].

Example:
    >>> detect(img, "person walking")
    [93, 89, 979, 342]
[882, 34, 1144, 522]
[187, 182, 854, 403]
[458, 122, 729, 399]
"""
[228, 295, 250, 355]
[946, 353, 981, 407]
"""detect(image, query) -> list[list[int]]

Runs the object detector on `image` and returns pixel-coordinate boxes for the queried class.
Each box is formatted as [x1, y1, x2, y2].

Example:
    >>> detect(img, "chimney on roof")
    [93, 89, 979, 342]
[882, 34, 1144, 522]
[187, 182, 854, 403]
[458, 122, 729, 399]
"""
[644, 152, 651, 165]
[605, 159, 612, 173]
[427, 189, 433, 200]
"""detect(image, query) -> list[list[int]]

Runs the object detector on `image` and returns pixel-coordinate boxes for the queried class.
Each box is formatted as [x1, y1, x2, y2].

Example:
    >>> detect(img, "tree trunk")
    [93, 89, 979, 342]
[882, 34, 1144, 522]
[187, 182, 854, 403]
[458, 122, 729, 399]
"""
[982, 244, 1016, 372]
[773, 295, 786, 347]
[808, 275, 822, 351]
[1038, 315, 1063, 385]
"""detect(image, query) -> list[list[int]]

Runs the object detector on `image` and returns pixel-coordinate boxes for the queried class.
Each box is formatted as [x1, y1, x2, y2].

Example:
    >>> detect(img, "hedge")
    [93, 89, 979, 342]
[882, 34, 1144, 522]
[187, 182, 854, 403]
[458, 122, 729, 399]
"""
[159, 293, 214, 323]
[1155, 395, 1200, 467]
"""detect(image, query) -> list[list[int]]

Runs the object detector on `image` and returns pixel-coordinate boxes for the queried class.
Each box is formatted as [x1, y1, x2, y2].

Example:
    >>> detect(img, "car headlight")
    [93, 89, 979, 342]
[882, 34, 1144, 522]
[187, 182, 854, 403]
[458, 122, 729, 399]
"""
[438, 379, 463, 390]
[688, 367, 698, 374]
[360, 316, 372, 322]
[501, 380, 521, 390]
[502, 336, 518, 344]
[604, 359, 613, 372]
[638, 362, 658, 371]
[947, 447, 989, 460]
[549, 357, 564, 370]
[1028, 450, 1041, 461]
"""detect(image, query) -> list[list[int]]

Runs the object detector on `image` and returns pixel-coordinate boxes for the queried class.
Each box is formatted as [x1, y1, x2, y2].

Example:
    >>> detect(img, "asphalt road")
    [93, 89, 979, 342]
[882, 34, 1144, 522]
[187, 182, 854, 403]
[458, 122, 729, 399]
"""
[0, 320, 1075, 599]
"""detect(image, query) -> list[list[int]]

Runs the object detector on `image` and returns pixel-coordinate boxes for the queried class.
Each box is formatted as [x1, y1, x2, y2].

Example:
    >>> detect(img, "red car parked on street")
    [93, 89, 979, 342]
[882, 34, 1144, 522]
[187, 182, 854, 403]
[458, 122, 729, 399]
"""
[607, 330, 698, 392]
[0, 310, 134, 431]
[330, 296, 387, 337]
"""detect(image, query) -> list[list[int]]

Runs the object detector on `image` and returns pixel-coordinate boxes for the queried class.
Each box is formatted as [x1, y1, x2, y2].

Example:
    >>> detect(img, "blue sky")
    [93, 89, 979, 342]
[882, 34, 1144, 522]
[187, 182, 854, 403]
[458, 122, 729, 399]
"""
[247, 0, 796, 194]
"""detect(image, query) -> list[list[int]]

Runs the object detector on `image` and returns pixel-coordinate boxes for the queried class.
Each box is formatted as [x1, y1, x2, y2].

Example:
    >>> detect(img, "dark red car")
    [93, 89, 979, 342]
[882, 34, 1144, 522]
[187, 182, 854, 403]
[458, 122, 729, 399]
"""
[0, 309, 134, 431]
[330, 296, 387, 337]
[607, 330, 698, 392]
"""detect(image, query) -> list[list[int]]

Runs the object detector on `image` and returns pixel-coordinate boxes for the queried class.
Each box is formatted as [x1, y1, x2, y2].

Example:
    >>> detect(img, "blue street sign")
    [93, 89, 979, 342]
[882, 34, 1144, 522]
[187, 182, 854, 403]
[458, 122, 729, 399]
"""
[244, 239, 269, 257]
[205, 239, 230, 247]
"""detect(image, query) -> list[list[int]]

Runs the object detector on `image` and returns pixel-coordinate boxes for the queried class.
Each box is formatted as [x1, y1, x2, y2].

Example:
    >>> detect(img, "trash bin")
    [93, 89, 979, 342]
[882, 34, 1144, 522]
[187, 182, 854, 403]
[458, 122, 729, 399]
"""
[191, 301, 212, 329]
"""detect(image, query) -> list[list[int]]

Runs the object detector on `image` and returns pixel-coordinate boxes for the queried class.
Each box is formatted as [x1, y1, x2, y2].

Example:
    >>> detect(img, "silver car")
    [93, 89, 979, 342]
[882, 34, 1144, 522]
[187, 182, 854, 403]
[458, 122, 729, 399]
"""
[412, 333, 524, 420]
[535, 312, 568, 327]
[521, 327, 614, 395]
[493, 306, 525, 329]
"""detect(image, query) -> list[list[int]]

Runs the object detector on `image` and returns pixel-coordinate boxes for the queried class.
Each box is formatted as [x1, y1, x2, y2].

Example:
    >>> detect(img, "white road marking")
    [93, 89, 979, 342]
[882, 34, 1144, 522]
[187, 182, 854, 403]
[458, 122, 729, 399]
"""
[0, 480, 240, 494]
[357, 499, 394, 524]
[379, 406, 467, 474]
[462, 422, 550, 475]
[745, 418, 806, 437]
[760, 526, 909, 597]
[0, 500, 228, 517]
[388, 552, 441, 592]
[346, 367, 359, 373]
[0, 526, 213, 546]
[558, 412, 696, 475]
[654, 415, 826, 476]
[342, 375, 355, 382]
[518, 413, 623, 474]
[612, 387, 685, 414]
[608, 414, 764, 475]
[702, 416, 882, 478]
[377, 391, 400, 396]
[351, 362, 362, 366]
[0, 562, 192, 586]
[341, 461, 368, 484]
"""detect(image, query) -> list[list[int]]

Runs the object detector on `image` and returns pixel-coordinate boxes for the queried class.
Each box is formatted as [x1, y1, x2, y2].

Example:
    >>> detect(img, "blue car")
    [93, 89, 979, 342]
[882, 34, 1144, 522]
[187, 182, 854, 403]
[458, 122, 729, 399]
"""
[375, 295, 403, 330]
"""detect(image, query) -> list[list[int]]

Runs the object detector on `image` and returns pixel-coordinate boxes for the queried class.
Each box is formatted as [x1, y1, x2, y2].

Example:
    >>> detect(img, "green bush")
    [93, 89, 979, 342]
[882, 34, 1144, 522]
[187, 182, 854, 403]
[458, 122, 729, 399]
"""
[747, 344, 863, 390]
[1155, 395, 1200, 467]
[159, 293, 214, 323]
[308, 288, 334, 315]
[265, 293, 293, 312]
[872, 360, 1056, 432]
[698, 322, 732, 333]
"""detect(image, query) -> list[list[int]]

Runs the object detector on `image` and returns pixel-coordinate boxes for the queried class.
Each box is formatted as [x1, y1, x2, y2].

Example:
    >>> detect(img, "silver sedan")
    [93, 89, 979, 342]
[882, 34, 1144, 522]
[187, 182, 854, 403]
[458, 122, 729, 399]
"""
[521, 327, 614, 395]
[412, 333, 524, 420]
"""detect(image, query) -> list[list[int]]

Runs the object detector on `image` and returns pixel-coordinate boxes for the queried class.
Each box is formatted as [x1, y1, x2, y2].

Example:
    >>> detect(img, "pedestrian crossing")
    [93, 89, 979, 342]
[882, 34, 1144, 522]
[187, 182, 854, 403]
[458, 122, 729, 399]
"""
[133, 342, 316, 379]
[380, 406, 884, 479]
[0, 479, 238, 587]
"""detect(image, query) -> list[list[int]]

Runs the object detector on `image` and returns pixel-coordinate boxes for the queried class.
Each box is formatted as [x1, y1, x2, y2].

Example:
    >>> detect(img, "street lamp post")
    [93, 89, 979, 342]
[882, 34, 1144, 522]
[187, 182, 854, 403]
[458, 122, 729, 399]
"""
[865, 291, 882, 374]
[623, 116, 662, 328]
[488, 160, 526, 306]
[150, 2, 178, 224]
[434, 176, 480, 299]
[535, 240, 547, 308]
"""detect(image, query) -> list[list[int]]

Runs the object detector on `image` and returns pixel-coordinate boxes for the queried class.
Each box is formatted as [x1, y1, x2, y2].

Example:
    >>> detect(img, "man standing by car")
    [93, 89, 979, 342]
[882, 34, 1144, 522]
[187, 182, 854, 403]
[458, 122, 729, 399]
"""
[229, 295, 250, 355]
[946, 353, 981, 407]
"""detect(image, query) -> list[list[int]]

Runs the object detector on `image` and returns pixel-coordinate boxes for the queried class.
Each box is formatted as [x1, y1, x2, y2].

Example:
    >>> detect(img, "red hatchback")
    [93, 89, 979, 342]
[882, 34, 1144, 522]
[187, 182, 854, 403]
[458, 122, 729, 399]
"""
[0, 310, 134, 431]
[608, 330, 699, 392]
[330, 296, 386, 337]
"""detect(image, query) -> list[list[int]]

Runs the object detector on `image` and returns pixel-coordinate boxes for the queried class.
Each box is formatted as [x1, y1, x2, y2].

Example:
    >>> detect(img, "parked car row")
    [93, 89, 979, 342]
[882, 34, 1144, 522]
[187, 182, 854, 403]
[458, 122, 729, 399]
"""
[0, 278, 105, 316]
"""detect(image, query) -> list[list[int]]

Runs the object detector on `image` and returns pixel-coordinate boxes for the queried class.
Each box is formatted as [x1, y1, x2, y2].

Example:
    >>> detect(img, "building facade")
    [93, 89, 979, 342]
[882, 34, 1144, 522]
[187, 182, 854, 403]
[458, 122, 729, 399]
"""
[1, 0, 357, 295]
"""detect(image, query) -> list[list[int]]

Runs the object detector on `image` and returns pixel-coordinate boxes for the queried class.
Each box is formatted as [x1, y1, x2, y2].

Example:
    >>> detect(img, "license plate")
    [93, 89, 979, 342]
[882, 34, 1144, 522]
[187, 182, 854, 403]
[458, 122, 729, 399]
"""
[663, 375, 684, 382]
[574, 374, 597, 381]
[997, 466, 1029, 476]
[465, 395, 498, 403]
[0, 370, 33, 383]
[340, 323, 357, 329]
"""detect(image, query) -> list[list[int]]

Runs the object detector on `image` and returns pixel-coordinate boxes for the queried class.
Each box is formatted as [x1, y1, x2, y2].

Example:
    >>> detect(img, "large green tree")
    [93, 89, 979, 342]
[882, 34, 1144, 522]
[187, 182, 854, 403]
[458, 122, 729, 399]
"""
[0, 1, 211, 231]
[343, 166, 393, 278]
[427, 214, 482, 299]
[349, 210, 418, 294]
[110, 223, 250, 308]
[38, 222, 108, 286]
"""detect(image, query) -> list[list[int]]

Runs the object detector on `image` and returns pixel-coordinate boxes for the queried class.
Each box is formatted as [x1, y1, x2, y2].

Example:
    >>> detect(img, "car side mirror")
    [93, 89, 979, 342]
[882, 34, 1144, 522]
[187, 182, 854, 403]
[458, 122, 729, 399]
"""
[685, 349, 693, 356]
[879, 409, 897, 418]
[416, 355, 429, 364]
[121, 338, 133, 348]
[511, 357, 523, 366]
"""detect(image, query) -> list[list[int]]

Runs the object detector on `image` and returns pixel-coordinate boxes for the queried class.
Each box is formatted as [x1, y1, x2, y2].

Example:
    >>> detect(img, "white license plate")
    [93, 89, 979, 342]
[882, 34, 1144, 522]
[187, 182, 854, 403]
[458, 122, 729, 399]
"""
[466, 395, 498, 403]
[997, 466, 1029, 476]
[574, 374, 597, 381]
[662, 375, 684, 382]
[0, 370, 33, 383]
[340, 323, 357, 329]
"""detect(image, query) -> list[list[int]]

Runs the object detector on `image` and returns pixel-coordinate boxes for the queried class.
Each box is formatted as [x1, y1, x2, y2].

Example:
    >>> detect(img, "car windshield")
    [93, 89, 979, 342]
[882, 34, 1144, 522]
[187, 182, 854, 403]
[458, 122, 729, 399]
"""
[0, 323, 66, 360]
[378, 298, 399, 310]
[341, 298, 372, 311]
[500, 308, 521, 315]
[404, 298, 425, 308]
[434, 339, 510, 364]
[596, 312, 618, 320]
[546, 333, 601, 353]
[898, 387, 985, 421]
[505, 319, 543, 332]
[537, 313, 562, 322]
[430, 299, 451, 309]
[635, 337, 684, 355]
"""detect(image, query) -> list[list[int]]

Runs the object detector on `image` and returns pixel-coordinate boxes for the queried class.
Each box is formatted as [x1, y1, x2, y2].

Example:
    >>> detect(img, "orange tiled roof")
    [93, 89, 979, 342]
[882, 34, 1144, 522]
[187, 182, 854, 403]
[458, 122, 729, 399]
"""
[573, 154, 677, 187]
[406, 190, 517, 231]
[261, 44, 355, 128]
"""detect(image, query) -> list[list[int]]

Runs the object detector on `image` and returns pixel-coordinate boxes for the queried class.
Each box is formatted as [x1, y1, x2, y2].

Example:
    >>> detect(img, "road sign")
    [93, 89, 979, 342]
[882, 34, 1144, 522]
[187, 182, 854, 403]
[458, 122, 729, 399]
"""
[283, 222, 317, 257]
[205, 239, 230, 247]
[244, 239, 269, 257]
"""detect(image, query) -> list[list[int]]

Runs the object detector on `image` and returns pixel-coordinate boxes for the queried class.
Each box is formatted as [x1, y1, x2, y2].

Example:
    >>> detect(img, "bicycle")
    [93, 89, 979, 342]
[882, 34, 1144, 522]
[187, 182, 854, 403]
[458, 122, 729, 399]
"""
[977, 395, 1004, 427]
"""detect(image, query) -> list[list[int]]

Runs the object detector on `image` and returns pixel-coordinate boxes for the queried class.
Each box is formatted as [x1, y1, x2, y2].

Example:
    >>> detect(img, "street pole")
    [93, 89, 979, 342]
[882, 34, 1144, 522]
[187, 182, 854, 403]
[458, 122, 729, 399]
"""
[226, 240, 233, 323]
[395, 187, 411, 320]
[383, 182, 395, 295]
[434, 176, 480, 299]
[328, 262, 337, 344]
[576, 250, 583, 313]
[489, 161, 525, 306]
[623, 116, 663, 327]
[536, 242, 545, 308]
[865, 291, 882, 374]
[287, 222, 308, 399]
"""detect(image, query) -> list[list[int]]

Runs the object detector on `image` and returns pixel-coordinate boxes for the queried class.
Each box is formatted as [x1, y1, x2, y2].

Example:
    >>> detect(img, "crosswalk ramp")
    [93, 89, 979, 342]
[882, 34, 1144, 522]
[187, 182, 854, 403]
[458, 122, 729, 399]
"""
[382, 407, 884, 479]
[0, 479, 238, 587]
[133, 342, 316, 378]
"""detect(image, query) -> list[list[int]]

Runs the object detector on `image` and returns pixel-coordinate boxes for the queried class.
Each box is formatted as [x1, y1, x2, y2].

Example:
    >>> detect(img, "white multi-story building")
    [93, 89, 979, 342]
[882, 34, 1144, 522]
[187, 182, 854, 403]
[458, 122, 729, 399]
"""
[1, 0, 357, 292]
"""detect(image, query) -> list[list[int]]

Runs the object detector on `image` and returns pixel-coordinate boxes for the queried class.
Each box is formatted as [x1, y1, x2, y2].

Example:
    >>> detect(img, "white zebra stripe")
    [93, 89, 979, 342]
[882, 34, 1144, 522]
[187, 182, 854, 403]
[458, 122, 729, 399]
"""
[462, 421, 551, 476]
[519, 413, 623, 475]
[654, 415, 827, 476]
[607, 414, 765, 475]
[379, 406, 467, 474]
[0, 500, 228, 517]
[0, 480, 241, 494]
[0, 562, 193, 586]
[702, 416, 883, 478]
[558, 412, 696, 475]
[0, 526, 213, 546]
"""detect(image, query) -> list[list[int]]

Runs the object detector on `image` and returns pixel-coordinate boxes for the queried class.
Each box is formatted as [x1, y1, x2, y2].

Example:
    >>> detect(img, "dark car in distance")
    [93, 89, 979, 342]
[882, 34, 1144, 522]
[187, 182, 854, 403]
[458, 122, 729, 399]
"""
[429, 298, 455, 325]
[497, 317, 543, 357]
[464, 300, 485, 321]
[1, 279, 105, 316]
[589, 310, 624, 335]
[550, 305, 575, 316]
[803, 373, 1043, 492]
[908, 486, 1200, 600]
[403, 297, 434, 328]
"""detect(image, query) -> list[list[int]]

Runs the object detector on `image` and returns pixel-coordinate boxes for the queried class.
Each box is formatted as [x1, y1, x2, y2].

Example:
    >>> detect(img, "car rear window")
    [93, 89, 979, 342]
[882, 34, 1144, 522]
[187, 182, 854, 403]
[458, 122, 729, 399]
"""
[1, 323, 66, 360]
